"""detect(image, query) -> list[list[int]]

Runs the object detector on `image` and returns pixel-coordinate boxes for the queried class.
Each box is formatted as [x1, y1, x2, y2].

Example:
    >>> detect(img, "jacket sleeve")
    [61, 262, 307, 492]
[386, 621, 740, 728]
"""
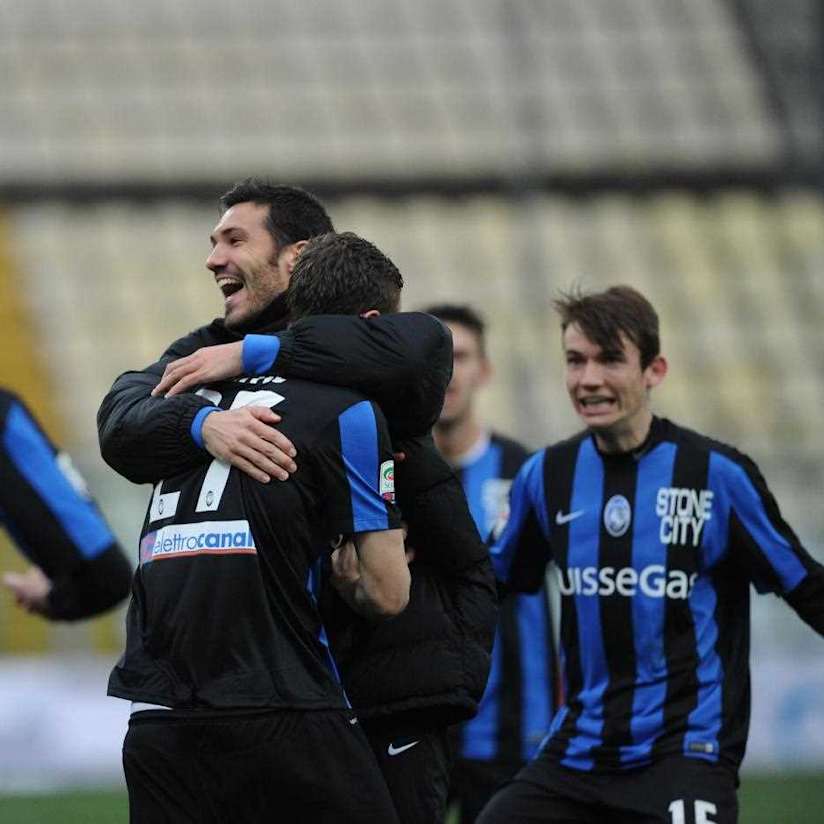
[273, 313, 452, 438]
[394, 434, 498, 686]
[394, 434, 489, 574]
[0, 392, 133, 620]
[97, 328, 218, 485]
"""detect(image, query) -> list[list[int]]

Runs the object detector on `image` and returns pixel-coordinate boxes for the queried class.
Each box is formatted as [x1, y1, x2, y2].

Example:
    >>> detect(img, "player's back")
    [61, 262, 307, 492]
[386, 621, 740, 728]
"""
[109, 375, 397, 711]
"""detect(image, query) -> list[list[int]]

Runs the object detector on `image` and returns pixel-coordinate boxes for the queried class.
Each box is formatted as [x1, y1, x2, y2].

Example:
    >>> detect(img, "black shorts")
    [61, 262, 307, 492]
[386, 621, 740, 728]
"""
[449, 757, 526, 824]
[123, 708, 399, 824]
[477, 754, 739, 824]
[364, 723, 452, 824]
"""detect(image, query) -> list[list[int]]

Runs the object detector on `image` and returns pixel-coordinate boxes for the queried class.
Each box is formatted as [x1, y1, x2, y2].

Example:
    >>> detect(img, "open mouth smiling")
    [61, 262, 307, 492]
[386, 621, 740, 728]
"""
[216, 277, 244, 298]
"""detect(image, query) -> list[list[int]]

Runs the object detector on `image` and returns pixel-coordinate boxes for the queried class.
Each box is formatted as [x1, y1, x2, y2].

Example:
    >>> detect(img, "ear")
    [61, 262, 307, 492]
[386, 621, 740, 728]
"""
[281, 240, 309, 274]
[360, 309, 381, 319]
[644, 354, 668, 389]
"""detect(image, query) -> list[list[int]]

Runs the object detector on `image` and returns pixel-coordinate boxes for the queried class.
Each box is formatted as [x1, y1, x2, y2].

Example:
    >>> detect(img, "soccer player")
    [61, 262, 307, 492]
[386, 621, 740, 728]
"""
[478, 285, 824, 824]
[107, 237, 412, 823]
[284, 238, 497, 824]
[0, 386, 131, 621]
[424, 304, 556, 823]
[152, 237, 498, 824]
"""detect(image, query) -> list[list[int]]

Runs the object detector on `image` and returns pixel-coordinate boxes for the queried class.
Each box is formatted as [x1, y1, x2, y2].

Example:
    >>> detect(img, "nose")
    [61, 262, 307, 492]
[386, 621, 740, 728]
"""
[206, 244, 226, 273]
[580, 360, 603, 387]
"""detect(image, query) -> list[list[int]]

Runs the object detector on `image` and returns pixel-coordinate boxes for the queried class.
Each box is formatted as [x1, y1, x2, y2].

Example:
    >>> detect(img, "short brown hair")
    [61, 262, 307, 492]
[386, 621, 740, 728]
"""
[219, 178, 333, 250]
[287, 232, 403, 319]
[553, 285, 660, 369]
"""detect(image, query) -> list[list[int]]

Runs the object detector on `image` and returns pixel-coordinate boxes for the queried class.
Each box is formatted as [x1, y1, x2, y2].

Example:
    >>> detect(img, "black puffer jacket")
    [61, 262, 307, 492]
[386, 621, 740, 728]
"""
[324, 434, 498, 734]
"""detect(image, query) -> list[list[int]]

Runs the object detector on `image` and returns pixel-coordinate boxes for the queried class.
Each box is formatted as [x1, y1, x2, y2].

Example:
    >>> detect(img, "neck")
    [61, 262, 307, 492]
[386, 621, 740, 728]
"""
[434, 415, 484, 463]
[593, 410, 654, 455]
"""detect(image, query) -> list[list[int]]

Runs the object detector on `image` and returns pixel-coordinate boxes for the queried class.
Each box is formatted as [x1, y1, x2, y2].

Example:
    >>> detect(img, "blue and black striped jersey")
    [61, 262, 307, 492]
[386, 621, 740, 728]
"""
[455, 432, 556, 764]
[0, 387, 131, 620]
[108, 376, 401, 710]
[493, 417, 824, 773]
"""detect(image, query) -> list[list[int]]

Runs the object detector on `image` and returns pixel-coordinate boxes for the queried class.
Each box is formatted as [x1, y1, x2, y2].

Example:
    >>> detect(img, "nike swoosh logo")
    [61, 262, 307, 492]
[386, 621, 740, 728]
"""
[348, 717, 359, 725]
[555, 509, 585, 525]
[387, 740, 420, 756]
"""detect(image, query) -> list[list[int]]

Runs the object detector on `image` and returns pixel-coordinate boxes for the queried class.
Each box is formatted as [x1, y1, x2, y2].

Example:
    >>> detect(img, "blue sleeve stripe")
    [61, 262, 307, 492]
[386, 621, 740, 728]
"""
[190, 406, 221, 448]
[242, 334, 280, 376]
[338, 401, 389, 533]
[4, 402, 113, 559]
[490, 449, 546, 582]
[711, 452, 807, 592]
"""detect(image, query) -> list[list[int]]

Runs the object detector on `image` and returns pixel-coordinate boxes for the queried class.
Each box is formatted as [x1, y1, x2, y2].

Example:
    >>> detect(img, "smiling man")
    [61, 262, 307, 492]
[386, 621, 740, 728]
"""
[477, 285, 824, 824]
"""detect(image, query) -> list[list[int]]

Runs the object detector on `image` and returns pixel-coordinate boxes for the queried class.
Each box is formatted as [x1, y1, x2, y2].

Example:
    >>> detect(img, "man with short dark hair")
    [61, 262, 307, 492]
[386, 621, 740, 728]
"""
[108, 229, 413, 823]
[478, 285, 824, 824]
[424, 304, 557, 823]
[1, 387, 131, 621]
[269, 238, 497, 824]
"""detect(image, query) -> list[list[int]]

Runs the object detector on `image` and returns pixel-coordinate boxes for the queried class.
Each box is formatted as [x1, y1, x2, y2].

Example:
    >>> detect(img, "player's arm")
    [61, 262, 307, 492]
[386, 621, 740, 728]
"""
[491, 449, 553, 594]
[153, 313, 453, 438]
[98, 327, 220, 483]
[719, 450, 824, 635]
[98, 328, 293, 485]
[319, 399, 410, 619]
[330, 532, 409, 618]
[0, 391, 132, 620]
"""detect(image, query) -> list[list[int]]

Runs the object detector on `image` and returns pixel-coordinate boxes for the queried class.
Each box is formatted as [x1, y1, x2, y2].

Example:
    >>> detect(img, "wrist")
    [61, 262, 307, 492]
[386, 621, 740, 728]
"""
[190, 406, 221, 448]
[243, 335, 280, 375]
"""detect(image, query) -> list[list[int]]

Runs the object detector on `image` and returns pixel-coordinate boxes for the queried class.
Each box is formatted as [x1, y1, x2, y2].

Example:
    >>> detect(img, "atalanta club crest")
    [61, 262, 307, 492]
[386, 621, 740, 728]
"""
[379, 460, 395, 503]
[603, 494, 631, 537]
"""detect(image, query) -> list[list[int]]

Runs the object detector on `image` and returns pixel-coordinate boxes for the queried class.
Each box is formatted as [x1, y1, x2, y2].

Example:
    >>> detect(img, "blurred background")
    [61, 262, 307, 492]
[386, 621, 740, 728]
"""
[1, 0, 823, 821]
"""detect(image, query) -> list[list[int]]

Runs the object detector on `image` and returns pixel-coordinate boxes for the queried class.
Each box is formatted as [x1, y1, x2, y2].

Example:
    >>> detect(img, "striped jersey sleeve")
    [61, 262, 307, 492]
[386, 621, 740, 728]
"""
[0, 389, 132, 620]
[315, 399, 402, 538]
[0, 392, 116, 569]
[710, 447, 824, 633]
[491, 449, 552, 593]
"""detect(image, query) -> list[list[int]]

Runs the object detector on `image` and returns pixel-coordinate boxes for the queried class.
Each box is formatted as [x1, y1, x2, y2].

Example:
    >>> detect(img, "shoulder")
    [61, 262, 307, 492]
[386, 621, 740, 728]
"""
[0, 388, 35, 430]
[664, 418, 759, 468]
[661, 418, 764, 486]
[546, 428, 590, 461]
[283, 380, 381, 429]
[0, 387, 18, 430]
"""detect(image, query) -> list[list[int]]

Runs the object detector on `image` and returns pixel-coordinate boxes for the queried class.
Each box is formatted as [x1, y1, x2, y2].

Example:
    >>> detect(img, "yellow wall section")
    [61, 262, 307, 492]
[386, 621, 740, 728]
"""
[0, 212, 123, 654]
[0, 212, 53, 651]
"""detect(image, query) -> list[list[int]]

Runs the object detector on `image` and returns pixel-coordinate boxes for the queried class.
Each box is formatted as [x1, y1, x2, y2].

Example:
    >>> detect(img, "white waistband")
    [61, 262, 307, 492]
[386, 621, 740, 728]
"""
[131, 701, 173, 715]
